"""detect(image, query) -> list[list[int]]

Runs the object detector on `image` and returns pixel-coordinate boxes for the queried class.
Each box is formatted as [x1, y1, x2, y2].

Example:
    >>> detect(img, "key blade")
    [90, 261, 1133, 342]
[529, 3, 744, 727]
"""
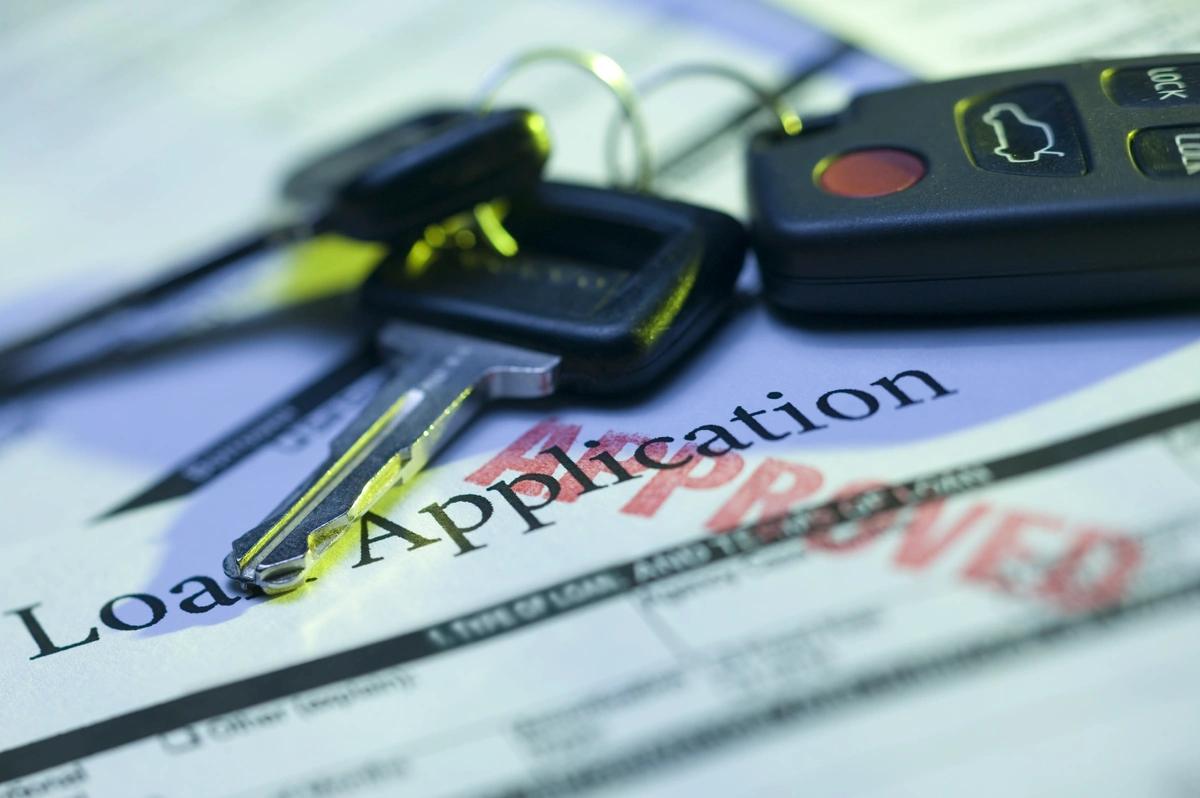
[224, 321, 560, 594]
[0, 221, 370, 398]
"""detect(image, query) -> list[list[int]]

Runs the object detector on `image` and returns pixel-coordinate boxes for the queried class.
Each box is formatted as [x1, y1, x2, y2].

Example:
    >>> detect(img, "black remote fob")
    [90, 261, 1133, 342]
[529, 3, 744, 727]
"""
[749, 54, 1200, 315]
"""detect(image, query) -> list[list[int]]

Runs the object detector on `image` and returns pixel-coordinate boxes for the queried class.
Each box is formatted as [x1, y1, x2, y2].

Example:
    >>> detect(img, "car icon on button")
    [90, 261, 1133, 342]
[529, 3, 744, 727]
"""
[982, 102, 1065, 163]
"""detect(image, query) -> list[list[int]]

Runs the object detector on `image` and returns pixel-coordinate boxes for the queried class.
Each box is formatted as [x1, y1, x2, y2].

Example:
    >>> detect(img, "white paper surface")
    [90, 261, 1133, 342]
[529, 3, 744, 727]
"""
[775, 0, 1200, 78]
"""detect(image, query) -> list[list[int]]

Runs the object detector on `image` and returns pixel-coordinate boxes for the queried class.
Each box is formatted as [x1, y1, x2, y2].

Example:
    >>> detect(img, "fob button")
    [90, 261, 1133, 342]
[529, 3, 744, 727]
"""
[816, 148, 926, 198]
[1104, 64, 1200, 108]
[1130, 125, 1200, 178]
[957, 84, 1088, 176]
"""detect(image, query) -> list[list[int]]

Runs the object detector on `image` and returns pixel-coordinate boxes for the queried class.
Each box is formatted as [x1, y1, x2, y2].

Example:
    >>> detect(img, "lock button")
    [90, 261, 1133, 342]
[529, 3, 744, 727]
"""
[1103, 63, 1200, 108]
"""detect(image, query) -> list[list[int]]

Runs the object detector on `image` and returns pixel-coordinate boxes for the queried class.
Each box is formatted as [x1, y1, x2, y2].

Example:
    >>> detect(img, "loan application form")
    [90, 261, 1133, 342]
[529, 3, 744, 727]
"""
[1, 1, 1199, 796]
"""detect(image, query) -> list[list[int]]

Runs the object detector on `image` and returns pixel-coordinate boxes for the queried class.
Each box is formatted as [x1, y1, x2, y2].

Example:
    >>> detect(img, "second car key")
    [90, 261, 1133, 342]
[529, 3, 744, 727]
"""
[748, 53, 1200, 315]
[0, 107, 549, 397]
[225, 182, 747, 593]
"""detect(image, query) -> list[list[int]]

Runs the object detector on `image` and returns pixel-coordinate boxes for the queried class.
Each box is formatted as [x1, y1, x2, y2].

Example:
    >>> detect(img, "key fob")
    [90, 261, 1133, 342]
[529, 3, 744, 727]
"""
[749, 54, 1200, 316]
[361, 182, 747, 392]
[283, 108, 549, 241]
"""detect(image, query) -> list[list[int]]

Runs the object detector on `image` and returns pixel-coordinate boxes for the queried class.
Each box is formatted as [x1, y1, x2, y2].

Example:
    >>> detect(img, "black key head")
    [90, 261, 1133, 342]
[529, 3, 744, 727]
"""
[361, 182, 748, 393]
[282, 108, 550, 241]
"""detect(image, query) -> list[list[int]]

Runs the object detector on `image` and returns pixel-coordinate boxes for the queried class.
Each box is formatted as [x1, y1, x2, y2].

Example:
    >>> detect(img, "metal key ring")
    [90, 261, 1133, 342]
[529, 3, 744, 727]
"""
[603, 62, 803, 188]
[474, 48, 654, 192]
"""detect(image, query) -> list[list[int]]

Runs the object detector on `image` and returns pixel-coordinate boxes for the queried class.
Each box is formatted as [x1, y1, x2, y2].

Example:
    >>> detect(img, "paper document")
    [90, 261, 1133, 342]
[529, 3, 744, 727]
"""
[4, 335, 1200, 796]
[776, 0, 1200, 77]
[2, 2, 1200, 797]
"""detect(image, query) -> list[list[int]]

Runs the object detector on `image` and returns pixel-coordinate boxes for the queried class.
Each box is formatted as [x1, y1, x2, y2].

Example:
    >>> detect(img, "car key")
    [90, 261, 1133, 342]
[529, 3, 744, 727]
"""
[224, 181, 747, 593]
[748, 53, 1200, 315]
[0, 107, 548, 396]
[281, 107, 548, 242]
